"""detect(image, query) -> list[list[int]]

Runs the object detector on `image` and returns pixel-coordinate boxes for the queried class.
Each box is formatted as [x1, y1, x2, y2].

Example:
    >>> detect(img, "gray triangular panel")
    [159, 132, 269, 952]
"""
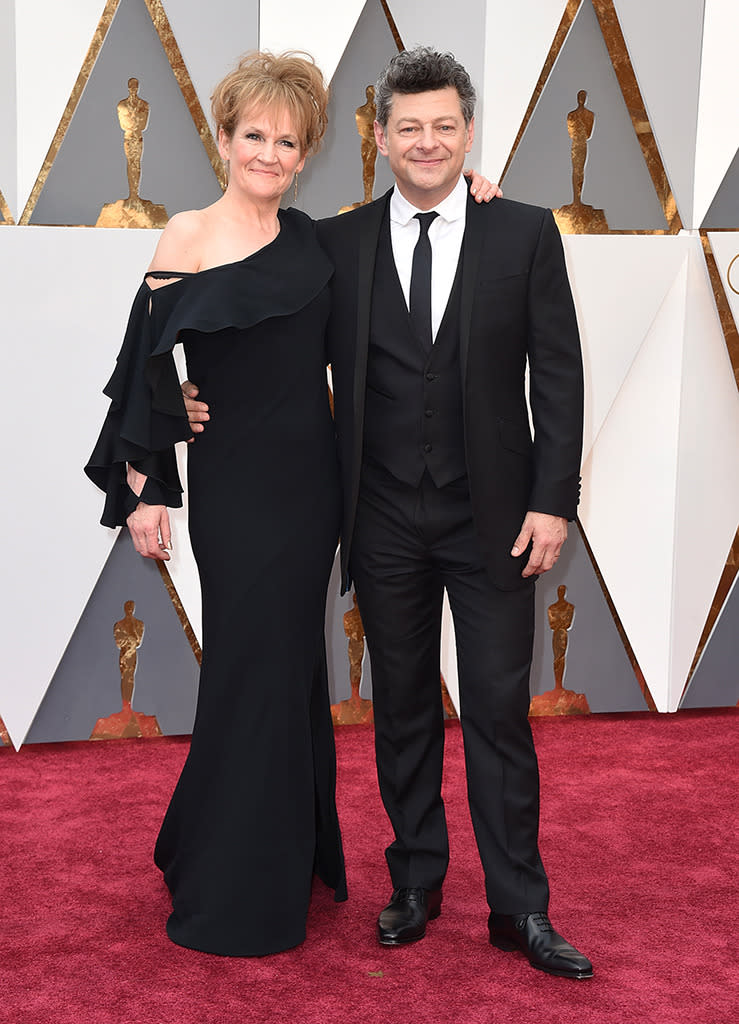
[502, 0, 668, 231]
[680, 576, 739, 708]
[30, 0, 221, 225]
[701, 147, 739, 229]
[25, 530, 199, 743]
[530, 526, 648, 712]
[294, 0, 397, 220]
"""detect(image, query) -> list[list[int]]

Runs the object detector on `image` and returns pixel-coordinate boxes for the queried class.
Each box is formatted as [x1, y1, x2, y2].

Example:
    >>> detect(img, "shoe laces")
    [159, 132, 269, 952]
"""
[393, 887, 424, 903]
[528, 912, 553, 932]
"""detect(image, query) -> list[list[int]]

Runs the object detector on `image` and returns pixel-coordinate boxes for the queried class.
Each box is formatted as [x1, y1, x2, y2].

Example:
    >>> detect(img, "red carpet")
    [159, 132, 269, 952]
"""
[2, 712, 737, 1023]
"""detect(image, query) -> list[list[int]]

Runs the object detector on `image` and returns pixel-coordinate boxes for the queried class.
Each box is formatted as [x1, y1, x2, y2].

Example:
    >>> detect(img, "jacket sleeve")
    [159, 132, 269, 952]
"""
[526, 210, 584, 520]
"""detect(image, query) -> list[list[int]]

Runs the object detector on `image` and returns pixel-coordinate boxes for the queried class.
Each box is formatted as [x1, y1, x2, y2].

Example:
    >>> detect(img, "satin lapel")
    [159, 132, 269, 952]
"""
[459, 194, 485, 398]
[350, 190, 391, 497]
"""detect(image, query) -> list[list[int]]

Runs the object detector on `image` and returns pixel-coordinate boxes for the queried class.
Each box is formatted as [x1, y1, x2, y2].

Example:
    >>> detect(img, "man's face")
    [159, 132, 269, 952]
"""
[373, 87, 474, 210]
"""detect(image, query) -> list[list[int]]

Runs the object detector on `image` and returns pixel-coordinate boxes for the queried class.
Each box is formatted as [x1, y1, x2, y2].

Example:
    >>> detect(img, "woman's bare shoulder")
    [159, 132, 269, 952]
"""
[147, 208, 210, 276]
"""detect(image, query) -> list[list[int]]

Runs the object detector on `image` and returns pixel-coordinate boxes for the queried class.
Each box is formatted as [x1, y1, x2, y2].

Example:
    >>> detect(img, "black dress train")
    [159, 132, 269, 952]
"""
[86, 208, 346, 956]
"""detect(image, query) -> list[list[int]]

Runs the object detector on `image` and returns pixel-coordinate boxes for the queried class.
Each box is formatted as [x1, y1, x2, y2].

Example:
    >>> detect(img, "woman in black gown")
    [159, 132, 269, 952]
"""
[86, 53, 345, 956]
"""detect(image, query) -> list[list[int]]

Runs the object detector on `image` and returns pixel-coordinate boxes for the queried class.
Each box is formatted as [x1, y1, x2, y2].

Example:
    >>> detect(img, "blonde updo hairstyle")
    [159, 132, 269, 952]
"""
[211, 51, 329, 158]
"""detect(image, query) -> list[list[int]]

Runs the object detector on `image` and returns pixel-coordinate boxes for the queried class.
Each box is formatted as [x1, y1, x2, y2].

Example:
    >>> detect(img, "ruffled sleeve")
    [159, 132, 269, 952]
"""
[85, 279, 192, 528]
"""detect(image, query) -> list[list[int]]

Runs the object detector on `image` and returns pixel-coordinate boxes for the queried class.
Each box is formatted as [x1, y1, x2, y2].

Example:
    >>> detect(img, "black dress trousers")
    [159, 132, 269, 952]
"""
[350, 460, 550, 915]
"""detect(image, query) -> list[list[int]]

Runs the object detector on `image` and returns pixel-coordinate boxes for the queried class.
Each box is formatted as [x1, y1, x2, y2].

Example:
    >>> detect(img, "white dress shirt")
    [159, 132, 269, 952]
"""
[389, 175, 468, 343]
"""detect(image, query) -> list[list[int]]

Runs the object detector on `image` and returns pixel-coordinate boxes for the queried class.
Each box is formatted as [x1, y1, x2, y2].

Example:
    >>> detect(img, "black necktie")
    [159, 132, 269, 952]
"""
[409, 211, 438, 352]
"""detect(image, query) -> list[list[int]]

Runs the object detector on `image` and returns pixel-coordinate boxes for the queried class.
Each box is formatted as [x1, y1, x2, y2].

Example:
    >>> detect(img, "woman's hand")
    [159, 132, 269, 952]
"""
[127, 502, 172, 560]
[463, 169, 503, 203]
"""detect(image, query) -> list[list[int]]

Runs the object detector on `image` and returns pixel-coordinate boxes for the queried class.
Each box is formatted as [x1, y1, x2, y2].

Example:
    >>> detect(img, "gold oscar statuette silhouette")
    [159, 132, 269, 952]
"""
[330, 594, 459, 724]
[339, 86, 378, 214]
[331, 593, 374, 725]
[90, 601, 163, 739]
[529, 585, 590, 716]
[0, 715, 10, 746]
[553, 90, 608, 234]
[96, 78, 168, 229]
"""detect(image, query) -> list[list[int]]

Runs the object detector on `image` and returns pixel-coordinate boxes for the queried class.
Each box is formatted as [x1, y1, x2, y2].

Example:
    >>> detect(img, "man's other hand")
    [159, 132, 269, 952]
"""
[511, 511, 568, 577]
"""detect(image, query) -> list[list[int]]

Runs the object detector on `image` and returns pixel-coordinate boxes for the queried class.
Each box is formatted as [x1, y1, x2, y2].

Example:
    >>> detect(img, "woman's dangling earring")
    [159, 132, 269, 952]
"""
[294, 173, 299, 203]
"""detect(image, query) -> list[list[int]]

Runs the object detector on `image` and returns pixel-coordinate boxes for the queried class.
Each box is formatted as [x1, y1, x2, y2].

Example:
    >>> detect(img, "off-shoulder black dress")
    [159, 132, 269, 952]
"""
[86, 208, 346, 956]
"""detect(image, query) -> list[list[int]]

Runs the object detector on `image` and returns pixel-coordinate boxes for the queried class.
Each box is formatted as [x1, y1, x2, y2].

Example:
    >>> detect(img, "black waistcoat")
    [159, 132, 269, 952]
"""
[362, 212, 467, 488]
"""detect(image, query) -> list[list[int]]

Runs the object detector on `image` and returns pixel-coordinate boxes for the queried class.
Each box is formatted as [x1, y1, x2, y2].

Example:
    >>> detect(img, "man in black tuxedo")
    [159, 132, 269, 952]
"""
[317, 47, 589, 979]
[185, 47, 590, 979]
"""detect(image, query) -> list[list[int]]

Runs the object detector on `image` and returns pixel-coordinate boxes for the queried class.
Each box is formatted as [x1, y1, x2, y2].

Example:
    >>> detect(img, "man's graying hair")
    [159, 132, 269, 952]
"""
[374, 47, 476, 127]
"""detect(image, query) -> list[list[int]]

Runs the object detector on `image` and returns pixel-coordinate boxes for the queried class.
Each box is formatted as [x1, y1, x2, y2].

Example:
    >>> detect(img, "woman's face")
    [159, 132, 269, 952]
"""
[218, 104, 306, 204]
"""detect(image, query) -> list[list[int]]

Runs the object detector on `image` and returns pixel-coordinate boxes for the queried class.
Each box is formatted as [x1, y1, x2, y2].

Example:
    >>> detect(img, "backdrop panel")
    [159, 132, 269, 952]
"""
[25, 530, 200, 743]
[501, 0, 668, 230]
[13, 0, 104, 218]
[3, 0, 738, 747]
[0, 226, 161, 747]
[613, 0, 704, 228]
[259, 0, 367, 84]
[27, 0, 222, 226]
[295, 0, 398, 219]
[681, 577, 739, 708]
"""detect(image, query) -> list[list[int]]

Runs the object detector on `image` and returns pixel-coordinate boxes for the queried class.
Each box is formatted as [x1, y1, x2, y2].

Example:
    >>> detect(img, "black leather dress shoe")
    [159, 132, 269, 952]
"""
[377, 888, 442, 946]
[488, 911, 593, 979]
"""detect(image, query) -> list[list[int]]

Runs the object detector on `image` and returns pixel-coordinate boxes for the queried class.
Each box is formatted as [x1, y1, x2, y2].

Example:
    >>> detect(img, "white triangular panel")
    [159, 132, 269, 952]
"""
[166, 385, 202, 646]
[479, 0, 568, 181]
[0, 3, 17, 220]
[671, 242, 739, 708]
[14, 0, 105, 218]
[564, 236, 688, 462]
[580, 255, 688, 711]
[0, 227, 160, 747]
[160, 0, 259, 135]
[707, 231, 739, 332]
[441, 596, 460, 714]
[693, 0, 739, 227]
[259, 0, 367, 85]
[613, 0, 704, 228]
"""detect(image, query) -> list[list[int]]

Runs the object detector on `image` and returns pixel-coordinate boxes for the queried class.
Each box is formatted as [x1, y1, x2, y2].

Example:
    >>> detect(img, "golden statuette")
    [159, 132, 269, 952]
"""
[90, 600, 163, 739]
[331, 593, 374, 725]
[96, 78, 168, 228]
[529, 585, 591, 716]
[330, 592, 459, 724]
[553, 90, 609, 235]
[339, 86, 378, 215]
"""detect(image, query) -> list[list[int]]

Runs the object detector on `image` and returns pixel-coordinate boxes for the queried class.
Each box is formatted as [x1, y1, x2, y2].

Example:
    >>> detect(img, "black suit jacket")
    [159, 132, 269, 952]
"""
[317, 187, 584, 593]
